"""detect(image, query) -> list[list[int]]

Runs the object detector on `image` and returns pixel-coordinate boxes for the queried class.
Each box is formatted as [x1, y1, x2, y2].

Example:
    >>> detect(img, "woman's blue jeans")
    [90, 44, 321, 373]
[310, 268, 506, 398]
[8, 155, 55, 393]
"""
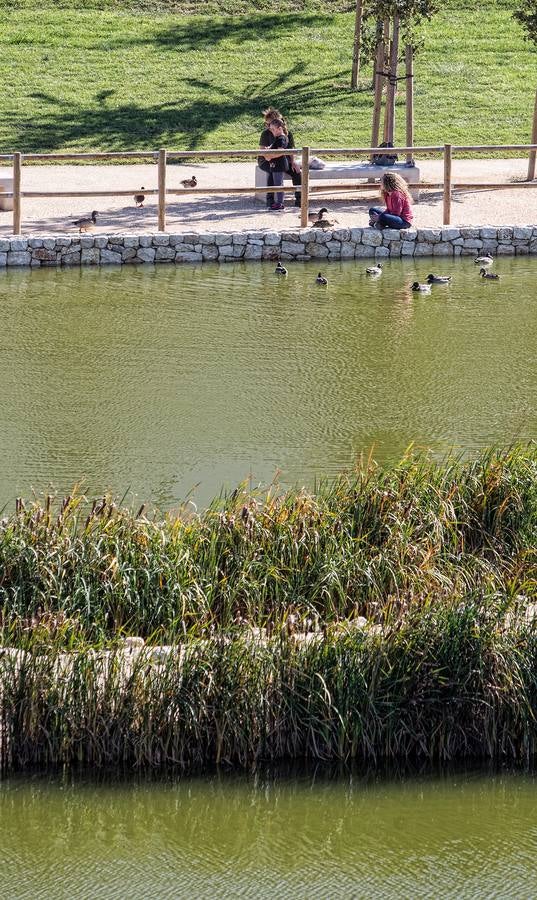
[369, 206, 410, 230]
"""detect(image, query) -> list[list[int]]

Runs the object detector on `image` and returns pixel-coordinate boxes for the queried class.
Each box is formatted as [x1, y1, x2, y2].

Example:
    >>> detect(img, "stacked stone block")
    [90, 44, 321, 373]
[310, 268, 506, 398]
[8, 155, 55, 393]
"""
[1, 227, 536, 267]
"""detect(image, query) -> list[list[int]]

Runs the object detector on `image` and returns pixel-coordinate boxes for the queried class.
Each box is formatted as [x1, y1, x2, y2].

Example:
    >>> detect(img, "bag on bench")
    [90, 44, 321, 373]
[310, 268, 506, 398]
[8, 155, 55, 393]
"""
[372, 141, 398, 166]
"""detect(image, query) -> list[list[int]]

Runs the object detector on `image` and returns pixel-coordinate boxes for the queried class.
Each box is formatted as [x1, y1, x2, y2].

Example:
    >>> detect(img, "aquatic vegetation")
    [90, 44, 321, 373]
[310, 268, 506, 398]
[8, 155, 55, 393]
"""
[1, 446, 537, 643]
[2, 446, 537, 771]
[2, 595, 537, 770]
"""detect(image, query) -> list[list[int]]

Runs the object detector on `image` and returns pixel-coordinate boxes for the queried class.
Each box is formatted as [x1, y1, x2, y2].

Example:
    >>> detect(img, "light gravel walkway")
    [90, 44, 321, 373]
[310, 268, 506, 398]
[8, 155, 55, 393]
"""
[0, 158, 535, 235]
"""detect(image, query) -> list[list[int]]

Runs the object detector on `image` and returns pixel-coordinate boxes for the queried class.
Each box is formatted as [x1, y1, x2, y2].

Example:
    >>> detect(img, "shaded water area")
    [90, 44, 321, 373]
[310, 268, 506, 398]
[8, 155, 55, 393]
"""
[2, 767, 537, 898]
[1, 257, 536, 509]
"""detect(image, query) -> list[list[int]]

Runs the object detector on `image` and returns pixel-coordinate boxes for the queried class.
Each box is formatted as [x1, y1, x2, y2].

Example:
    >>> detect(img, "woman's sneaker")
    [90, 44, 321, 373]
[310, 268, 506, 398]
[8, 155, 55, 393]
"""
[270, 203, 285, 210]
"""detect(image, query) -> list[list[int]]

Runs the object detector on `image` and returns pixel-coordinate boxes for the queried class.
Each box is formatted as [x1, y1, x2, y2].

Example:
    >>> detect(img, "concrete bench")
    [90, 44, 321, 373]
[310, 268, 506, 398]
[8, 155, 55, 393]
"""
[255, 161, 420, 203]
[0, 178, 13, 211]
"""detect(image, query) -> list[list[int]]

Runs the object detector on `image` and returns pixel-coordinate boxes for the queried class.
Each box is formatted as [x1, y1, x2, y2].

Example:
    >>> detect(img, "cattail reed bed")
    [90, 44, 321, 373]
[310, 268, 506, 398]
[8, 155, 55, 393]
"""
[1, 446, 537, 644]
[2, 601, 537, 772]
[2, 446, 537, 771]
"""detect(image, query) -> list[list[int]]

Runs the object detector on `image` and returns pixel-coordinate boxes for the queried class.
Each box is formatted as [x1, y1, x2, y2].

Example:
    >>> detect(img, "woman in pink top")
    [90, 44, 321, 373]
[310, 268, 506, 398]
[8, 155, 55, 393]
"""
[369, 172, 414, 230]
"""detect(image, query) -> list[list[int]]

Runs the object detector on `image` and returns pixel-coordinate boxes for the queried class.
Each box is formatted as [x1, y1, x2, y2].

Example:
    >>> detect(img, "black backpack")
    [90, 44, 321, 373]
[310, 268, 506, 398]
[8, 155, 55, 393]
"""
[372, 141, 398, 166]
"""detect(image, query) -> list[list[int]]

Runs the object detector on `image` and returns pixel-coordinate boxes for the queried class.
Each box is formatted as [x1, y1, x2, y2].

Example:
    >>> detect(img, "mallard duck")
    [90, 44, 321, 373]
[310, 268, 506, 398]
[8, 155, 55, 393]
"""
[316, 272, 328, 285]
[411, 281, 432, 293]
[180, 175, 197, 188]
[72, 211, 98, 232]
[427, 273, 452, 284]
[366, 263, 382, 276]
[474, 254, 493, 266]
[480, 268, 500, 279]
[308, 207, 329, 223]
[134, 187, 145, 207]
[275, 261, 288, 276]
[311, 214, 338, 229]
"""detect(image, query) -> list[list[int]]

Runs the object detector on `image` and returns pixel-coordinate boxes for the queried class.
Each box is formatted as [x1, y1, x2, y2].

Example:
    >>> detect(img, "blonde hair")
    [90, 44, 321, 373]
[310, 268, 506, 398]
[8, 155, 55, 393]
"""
[380, 172, 411, 201]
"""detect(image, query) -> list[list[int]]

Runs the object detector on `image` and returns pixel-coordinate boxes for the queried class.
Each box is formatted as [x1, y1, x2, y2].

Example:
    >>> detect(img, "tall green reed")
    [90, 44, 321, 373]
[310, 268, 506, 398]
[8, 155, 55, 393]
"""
[0, 446, 536, 644]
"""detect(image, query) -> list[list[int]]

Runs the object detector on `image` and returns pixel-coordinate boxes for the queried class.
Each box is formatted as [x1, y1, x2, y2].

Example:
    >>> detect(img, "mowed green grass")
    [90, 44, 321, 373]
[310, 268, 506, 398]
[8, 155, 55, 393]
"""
[0, 0, 534, 153]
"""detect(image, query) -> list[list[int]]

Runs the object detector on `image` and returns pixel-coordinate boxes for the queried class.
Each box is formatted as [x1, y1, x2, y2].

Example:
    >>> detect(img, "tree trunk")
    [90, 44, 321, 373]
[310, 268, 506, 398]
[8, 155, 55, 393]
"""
[405, 44, 414, 163]
[351, 0, 364, 90]
[383, 14, 400, 145]
[371, 19, 388, 154]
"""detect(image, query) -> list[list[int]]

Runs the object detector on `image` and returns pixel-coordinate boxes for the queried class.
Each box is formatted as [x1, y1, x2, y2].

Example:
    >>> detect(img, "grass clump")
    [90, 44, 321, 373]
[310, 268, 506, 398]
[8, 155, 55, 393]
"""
[2, 446, 537, 772]
[2, 596, 537, 771]
[0, 445, 536, 642]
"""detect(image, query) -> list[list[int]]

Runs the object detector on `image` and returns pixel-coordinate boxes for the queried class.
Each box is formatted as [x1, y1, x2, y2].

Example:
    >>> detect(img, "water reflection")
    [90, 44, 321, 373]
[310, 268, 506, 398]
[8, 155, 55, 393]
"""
[0, 257, 536, 510]
[2, 764, 537, 898]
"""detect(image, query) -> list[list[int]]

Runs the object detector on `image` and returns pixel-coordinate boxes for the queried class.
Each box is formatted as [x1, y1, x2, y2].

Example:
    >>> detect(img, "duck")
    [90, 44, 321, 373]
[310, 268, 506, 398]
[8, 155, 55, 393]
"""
[275, 261, 288, 276]
[316, 272, 328, 285]
[134, 187, 145, 207]
[427, 273, 452, 284]
[180, 175, 198, 188]
[311, 213, 338, 229]
[72, 210, 98, 232]
[366, 263, 382, 276]
[474, 254, 493, 266]
[480, 268, 500, 279]
[308, 207, 329, 223]
[411, 281, 432, 293]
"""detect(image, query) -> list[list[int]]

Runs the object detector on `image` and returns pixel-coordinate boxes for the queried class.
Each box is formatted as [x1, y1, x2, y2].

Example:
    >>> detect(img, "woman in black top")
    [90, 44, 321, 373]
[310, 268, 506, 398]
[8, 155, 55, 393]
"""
[260, 119, 289, 210]
[258, 107, 302, 208]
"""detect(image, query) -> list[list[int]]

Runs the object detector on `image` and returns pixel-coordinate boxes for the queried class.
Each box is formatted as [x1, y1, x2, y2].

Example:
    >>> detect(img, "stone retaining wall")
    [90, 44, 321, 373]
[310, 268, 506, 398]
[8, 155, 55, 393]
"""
[1, 226, 536, 267]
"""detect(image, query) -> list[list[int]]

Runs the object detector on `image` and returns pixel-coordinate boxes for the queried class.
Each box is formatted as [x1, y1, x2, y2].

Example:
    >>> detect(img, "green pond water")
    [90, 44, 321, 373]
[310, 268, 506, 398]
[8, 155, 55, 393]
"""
[1, 256, 536, 509]
[2, 768, 537, 898]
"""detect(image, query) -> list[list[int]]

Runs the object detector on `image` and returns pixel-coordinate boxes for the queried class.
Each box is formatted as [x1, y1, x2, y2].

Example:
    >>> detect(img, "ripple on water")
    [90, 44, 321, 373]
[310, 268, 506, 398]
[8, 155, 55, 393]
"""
[0, 256, 536, 507]
[2, 769, 537, 898]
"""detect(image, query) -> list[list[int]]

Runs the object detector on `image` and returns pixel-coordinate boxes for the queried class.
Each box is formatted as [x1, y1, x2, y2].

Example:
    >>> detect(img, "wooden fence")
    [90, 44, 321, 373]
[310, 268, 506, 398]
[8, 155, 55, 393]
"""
[1, 144, 536, 235]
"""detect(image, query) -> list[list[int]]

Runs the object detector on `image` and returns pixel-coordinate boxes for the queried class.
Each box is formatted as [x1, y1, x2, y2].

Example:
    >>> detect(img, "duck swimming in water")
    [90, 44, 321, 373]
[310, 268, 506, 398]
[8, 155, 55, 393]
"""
[180, 175, 198, 188]
[411, 281, 432, 293]
[366, 263, 382, 276]
[427, 273, 452, 284]
[474, 254, 493, 266]
[275, 261, 288, 275]
[316, 272, 328, 285]
[480, 268, 500, 279]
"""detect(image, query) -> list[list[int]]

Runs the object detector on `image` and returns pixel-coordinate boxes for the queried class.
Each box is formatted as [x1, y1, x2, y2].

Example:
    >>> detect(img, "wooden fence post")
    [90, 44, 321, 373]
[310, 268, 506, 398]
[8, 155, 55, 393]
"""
[158, 148, 167, 232]
[443, 143, 452, 225]
[300, 146, 310, 228]
[13, 152, 21, 235]
[528, 86, 537, 181]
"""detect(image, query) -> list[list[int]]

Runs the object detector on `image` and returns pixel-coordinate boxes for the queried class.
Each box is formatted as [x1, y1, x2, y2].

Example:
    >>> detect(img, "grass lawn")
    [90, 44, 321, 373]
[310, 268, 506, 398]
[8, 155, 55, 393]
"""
[0, 0, 535, 154]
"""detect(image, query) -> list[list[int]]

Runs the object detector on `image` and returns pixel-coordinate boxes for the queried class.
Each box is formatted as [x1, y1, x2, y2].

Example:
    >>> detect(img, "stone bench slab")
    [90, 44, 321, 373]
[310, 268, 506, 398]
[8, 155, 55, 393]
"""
[255, 161, 420, 203]
[0, 178, 13, 211]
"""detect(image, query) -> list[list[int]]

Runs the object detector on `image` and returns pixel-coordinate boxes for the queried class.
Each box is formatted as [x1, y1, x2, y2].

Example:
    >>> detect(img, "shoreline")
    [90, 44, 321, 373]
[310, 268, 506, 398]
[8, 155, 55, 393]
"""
[1, 224, 536, 267]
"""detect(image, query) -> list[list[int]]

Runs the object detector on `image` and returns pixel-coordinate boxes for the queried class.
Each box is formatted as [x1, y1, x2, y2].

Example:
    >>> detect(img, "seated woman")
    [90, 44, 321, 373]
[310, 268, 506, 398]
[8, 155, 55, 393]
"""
[369, 172, 413, 230]
[260, 119, 289, 210]
[258, 106, 301, 208]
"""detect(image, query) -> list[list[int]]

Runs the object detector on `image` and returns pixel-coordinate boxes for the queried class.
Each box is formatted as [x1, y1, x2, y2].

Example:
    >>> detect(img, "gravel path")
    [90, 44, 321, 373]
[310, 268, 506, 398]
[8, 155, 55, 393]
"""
[0, 158, 535, 235]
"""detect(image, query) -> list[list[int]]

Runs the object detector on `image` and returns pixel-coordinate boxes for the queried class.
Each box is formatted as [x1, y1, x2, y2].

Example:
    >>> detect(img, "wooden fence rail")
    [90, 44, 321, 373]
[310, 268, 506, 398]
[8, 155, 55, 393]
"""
[2, 144, 537, 235]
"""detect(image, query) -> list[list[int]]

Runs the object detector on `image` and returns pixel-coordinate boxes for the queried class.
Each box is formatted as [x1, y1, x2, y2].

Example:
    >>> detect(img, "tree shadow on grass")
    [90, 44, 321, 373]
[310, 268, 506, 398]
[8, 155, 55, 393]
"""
[11, 65, 361, 153]
[98, 13, 334, 52]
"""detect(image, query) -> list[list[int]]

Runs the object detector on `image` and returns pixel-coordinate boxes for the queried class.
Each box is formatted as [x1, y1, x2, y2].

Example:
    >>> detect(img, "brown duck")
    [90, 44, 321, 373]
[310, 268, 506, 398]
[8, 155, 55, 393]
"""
[73, 211, 98, 232]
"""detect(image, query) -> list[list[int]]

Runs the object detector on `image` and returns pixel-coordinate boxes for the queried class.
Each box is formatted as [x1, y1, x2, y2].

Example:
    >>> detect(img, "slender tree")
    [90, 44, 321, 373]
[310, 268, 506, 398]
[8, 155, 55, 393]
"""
[513, 2, 537, 179]
[353, 0, 439, 144]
